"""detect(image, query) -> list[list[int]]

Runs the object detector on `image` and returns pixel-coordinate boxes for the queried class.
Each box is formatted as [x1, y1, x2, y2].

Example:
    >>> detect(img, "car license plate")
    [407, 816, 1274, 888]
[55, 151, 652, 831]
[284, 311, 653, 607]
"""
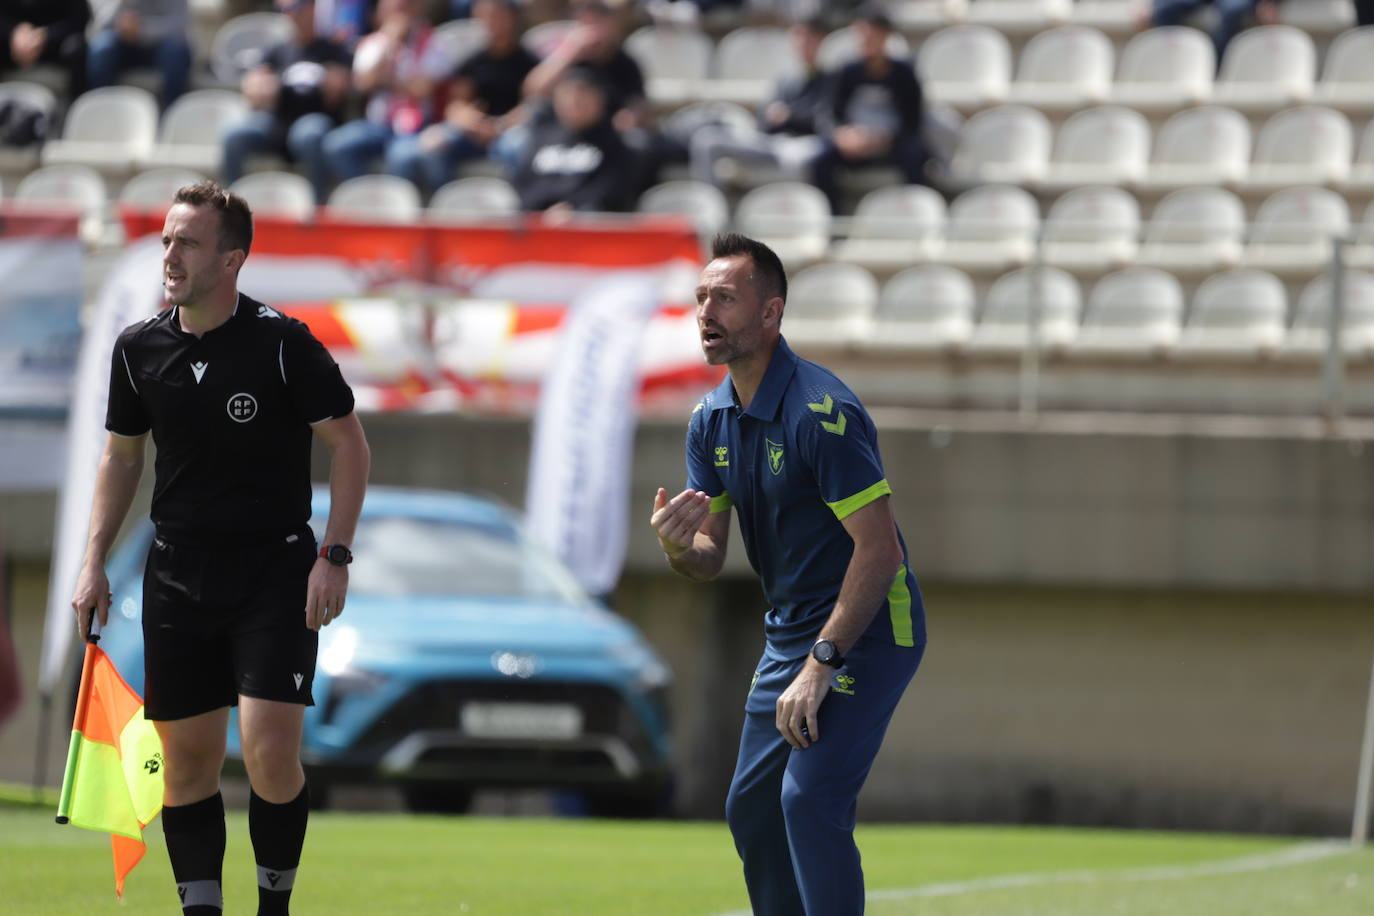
[460, 702, 583, 739]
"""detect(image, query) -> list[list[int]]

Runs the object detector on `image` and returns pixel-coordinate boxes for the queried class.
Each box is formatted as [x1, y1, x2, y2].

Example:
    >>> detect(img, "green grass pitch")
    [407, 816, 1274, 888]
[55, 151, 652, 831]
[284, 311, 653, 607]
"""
[5, 806, 1374, 915]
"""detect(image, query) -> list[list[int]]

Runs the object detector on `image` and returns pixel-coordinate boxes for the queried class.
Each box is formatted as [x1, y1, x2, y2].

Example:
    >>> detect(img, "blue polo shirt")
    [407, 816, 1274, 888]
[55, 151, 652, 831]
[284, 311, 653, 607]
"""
[685, 337, 926, 660]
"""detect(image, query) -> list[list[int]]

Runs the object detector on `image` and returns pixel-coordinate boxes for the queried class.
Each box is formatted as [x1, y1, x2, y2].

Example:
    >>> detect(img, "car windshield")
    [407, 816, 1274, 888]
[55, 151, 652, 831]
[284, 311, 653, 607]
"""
[343, 515, 588, 602]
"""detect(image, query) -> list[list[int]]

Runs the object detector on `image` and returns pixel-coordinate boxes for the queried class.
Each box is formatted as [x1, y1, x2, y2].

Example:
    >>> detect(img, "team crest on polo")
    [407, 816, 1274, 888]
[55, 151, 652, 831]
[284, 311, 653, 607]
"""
[227, 392, 258, 423]
[766, 438, 784, 475]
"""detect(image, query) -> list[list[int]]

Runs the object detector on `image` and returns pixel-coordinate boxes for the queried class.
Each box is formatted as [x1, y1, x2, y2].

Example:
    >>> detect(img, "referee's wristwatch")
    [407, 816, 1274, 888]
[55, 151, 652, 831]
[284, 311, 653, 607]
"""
[319, 543, 353, 567]
[811, 639, 845, 668]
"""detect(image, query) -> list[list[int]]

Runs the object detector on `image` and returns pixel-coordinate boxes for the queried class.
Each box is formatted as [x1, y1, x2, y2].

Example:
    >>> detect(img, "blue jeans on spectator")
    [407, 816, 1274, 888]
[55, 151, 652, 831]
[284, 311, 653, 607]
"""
[385, 125, 488, 195]
[812, 131, 928, 212]
[86, 30, 192, 107]
[321, 118, 396, 191]
[1150, 0, 1257, 63]
[221, 110, 334, 201]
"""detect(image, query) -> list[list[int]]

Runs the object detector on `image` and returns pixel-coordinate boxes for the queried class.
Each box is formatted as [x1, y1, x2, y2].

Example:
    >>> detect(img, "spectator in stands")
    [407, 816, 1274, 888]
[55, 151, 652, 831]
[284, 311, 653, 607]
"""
[1141, 0, 1279, 63]
[523, 0, 648, 133]
[319, 0, 455, 199]
[315, 0, 372, 48]
[388, 0, 539, 195]
[687, 17, 832, 190]
[221, 0, 352, 201]
[0, 0, 90, 96]
[513, 67, 639, 214]
[87, 0, 192, 108]
[812, 5, 926, 210]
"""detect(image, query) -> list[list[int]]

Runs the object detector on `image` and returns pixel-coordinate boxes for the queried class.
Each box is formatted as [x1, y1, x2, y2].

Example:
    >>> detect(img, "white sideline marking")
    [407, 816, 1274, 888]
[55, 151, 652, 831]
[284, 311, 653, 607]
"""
[704, 841, 1351, 916]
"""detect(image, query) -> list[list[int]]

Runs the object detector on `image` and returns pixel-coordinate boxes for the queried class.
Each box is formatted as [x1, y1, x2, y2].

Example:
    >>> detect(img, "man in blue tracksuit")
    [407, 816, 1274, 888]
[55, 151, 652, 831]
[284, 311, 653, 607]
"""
[650, 233, 927, 915]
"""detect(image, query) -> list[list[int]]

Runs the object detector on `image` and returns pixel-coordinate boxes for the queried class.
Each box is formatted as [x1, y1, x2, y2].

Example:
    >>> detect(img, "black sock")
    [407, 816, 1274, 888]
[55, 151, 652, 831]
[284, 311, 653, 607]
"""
[249, 784, 310, 916]
[161, 792, 225, 915]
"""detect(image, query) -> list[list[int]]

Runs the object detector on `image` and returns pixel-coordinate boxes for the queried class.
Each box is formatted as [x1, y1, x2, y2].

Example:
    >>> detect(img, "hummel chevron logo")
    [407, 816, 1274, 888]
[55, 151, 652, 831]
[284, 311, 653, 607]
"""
[806, 394, 847, 436]
[293, 673, 304, 690]
[190, 361, 208, 384]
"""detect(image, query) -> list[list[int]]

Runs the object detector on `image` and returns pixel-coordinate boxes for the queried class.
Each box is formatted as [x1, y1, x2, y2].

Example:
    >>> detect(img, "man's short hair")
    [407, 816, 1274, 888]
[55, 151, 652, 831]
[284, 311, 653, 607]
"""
[711, 232, 787, 304]
[855, 2, 895, 31]
[173, 181, 253, 255]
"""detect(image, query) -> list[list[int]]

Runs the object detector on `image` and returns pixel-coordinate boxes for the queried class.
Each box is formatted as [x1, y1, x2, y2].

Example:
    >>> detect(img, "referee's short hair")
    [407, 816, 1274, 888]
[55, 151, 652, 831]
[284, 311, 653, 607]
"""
[710, 232, 787, 304]
[173, 181, 253, 256]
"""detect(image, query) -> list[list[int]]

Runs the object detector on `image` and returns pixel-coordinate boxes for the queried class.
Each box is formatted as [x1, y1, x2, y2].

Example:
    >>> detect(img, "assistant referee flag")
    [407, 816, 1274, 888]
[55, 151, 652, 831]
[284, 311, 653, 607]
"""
[56, 639, 165, 897]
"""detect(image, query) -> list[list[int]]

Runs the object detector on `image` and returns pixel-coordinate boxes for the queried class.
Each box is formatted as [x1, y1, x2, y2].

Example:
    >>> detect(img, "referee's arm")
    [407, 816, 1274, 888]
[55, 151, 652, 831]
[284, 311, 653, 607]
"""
[304, 413, 370, 630]
[71, 432, 147, 640]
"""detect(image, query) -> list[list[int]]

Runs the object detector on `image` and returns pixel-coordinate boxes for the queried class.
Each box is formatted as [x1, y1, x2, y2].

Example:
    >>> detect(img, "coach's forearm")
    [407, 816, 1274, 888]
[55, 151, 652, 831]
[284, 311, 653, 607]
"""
[81, 438, 144, 567]
[665, 533, 725, 582]
[817, 543, 904, 655]
[320, 422, 370, 547]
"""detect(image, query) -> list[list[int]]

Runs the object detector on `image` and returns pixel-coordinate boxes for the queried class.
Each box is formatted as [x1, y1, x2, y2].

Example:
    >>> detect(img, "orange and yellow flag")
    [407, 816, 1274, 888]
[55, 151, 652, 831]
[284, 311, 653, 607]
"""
[56, 641, 165, 897]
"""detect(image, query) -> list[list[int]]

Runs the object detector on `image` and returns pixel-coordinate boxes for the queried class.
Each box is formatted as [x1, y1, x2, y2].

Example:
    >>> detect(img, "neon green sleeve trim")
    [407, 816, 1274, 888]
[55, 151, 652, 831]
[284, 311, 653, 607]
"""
[826, 479, 891, 521]
[709, 492, 733, 514]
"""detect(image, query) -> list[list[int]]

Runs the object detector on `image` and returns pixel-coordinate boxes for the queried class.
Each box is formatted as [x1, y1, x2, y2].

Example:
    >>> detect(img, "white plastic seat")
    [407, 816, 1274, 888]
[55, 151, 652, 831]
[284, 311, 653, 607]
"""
[831, 185, 946, 269]
[13, 164, 109, 242]
[816, 26, 911, 72]
[662, 100, 757, 144]
[326, 175, 421, 224]
[429, 176, 520, 221]
[1138, 187, 1245, 273]
[943, 184, 1040, 271]
[1243, 186, 1351, 275]
[1110, 26, 1213, 112]
[1041, 106, 1149, 191]
[1347, 120, 1374, 192]
[1285, 270, 1374, 355]
[0, 81, 57, 170]
[734, 182, 830, 267]
[41, 86, 158, 174]
[1243, 106, 1352, 191]
[1139, 105, 1251, 190]
[969, 266, 1082, 352]
[637, 180, 729, 236]
[948, 105, 1052, 187]
[229, 171, 315, 221]
[625, 25, 713, 107]
[433, 18, 487, 67]
[1005, 26, 1113, 112]
[1176, 269, 1287, 357]
[1279, 0, 1357, 32]
[967, 0, 1073, 33]
[1041, 185, 1140, 272]
[522, 20, 575, 58]
[1071, 267, 1183, 354]
[863, 265, 976, 352]
[210, 13, 294, 85]
[1070, 0, 1136, 32]
[703, 26, 799, 106]
[918, 26, 1012, 111]
[118, 168, 207, 207]
[785, 263, 879, 347]
[1313, 26, 1374, 114]
[151, 89, 247, 173]
[1211, 26, 1315, 113]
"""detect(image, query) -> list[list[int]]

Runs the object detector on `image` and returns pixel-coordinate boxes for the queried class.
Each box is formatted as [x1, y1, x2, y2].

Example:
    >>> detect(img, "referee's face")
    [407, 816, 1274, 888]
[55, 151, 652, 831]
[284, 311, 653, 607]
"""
[161, 203, 235, 309]
[696, 255, 771, 367]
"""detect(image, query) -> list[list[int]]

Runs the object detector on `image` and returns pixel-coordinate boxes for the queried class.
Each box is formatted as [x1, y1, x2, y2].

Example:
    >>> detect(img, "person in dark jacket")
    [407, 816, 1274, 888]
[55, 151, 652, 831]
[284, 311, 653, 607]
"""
[0, 0, 89, 96]
[87, 0, 193, 108]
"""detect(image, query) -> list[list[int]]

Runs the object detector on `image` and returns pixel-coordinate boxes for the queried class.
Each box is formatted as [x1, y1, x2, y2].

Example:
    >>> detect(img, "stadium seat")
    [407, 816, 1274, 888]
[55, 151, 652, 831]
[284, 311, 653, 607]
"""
[1005, 25, 1113, 112]
[326, 175, 421, 224]
[1040, 106, 1149, 191]
[229, 171, 315, 221]
[625, 26, 713, 107]
[522, 20, 575, 58]
[1243, 186, 1351, 275]
[1211, 26, 1315, 113]
[1347, 120, 1374, 192]
[433, 18, 487, 66]
[705, 27, 799, 106]
[863, 265, 976, 352]
[13, 164, 109, 243]
[1139, 105, 1251, 191]
[429, 176, 520, 221]
[118, 168, 207, 208]
[1041, 185, 1140, 272]
[1071, 267, 1184, 354]
[150, 89, 247, 173]
[1350, 201, 1374, 270]
[968, 265, 1082, 352]
[1109, 26, 1213, 112]
[785, 262, 880, 348]
[1137, 187, 1246, 274]
[735, 182, 830, 266]
[918, 26, 1012, 111]
[831, 185, 946, 270]
[1069, 0, 1136, 32]
[966, 0, 1073, 33]
[1313, 27, 1374, 114]
[942, 184, 1040, 271]
[41, 86, 158, 174]
[637, 180, 729, 236]
[1175, 269, 1287, 358]
[816, 25, 911, 71]
[1278, 0, 1357, 32]
[0, 81, 58, 171]
[210, 12, 294, 85]
[1243, 106, 1352, 192]
[891, 0, 971, 29]
[662, 100, 757, 144]
[947, 105, 1052, 187]
[1285, 270, 1374, 355]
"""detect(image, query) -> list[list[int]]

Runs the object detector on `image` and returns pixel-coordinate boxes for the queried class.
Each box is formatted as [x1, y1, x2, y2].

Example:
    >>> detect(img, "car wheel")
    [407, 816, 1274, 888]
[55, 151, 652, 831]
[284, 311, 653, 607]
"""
[402, 783, 474, 814]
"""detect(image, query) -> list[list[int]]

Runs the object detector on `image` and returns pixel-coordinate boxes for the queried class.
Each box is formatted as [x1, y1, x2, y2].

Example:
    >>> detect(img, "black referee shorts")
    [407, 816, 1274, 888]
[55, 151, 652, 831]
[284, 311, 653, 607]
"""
[141, 530, 320, 721]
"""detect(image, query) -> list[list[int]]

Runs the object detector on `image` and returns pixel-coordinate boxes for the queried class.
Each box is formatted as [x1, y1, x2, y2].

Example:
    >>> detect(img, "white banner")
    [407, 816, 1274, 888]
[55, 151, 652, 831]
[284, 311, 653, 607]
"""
[524, 271, 664, 597]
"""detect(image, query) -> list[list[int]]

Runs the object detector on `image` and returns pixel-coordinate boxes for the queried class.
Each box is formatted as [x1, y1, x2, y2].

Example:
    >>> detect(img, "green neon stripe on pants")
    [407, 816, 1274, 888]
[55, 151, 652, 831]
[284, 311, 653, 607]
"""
[887, 564, 915, 647]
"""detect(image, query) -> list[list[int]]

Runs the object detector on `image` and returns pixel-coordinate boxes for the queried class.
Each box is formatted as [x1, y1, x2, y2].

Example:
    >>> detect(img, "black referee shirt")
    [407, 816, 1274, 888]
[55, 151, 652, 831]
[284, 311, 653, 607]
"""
[106, 293, 355, 545]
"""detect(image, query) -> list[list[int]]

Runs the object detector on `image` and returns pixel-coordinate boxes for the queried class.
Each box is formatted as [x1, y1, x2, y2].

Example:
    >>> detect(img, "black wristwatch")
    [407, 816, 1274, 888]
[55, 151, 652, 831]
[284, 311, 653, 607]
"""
[320, 543, 353, 567]
[811, 639, 845, 668]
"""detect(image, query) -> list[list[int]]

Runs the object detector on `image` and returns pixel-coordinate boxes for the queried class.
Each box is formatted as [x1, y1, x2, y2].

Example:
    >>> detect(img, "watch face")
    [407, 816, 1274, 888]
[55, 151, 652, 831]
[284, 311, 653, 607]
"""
[328, 545, 350, 565]
[814, 641, 836, 663]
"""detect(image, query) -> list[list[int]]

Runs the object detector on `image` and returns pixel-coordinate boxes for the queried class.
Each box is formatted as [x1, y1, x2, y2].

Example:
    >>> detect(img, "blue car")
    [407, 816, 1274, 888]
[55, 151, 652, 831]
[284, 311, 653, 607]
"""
[97, 487, 674, 815]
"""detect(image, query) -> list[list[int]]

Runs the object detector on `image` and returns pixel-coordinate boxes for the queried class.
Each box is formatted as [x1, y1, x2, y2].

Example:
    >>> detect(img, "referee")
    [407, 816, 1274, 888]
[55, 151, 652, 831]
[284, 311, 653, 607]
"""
[651, 234, 926, 915]
[70, 182, 370, 916]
